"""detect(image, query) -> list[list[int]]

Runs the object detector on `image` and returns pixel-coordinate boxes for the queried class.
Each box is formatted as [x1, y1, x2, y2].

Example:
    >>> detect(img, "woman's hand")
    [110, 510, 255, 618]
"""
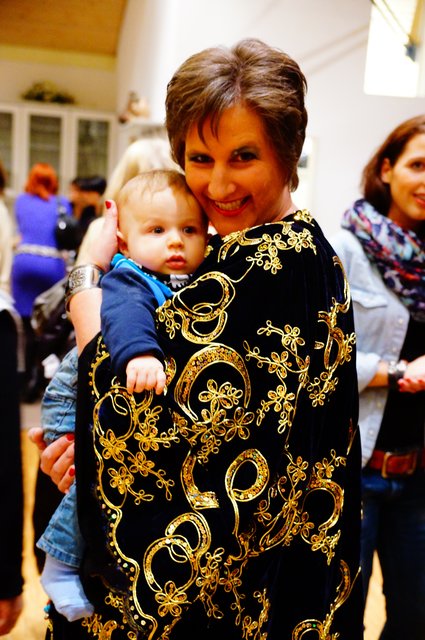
[0, 594, 23, 635]
[399, 355, 425, 393]
[28, 428, 75, 494]
[78, 200, 118, 271]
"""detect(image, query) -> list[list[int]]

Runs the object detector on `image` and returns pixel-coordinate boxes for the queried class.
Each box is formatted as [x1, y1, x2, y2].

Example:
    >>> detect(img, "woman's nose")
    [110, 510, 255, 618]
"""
[207, 165, 236, 200]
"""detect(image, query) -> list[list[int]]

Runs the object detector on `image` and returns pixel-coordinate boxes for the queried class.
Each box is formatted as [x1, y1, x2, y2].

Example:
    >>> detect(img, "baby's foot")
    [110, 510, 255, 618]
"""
[41, 555, 94, 622]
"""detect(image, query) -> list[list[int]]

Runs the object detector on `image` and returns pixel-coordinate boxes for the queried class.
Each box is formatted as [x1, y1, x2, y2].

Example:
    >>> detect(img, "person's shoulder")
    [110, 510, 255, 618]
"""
[330, 228, 363, 257]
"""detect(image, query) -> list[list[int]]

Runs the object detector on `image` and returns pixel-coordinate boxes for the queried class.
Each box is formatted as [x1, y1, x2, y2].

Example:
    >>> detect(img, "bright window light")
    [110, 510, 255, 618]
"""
[364, 0, 424, 97]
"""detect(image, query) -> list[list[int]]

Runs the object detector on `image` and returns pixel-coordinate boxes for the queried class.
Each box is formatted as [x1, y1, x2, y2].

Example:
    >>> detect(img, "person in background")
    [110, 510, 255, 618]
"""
[11, 162, 72, 402]
[68, 175, 107, 245]
[0, 159, 13, 293]
[37, 169, 209, 622]
[331, 114, 425, 640]
[38, 38, 363, 639]
[0, 159, 24, 636]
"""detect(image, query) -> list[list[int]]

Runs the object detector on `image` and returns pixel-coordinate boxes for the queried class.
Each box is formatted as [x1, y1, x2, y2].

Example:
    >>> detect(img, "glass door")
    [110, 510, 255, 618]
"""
[0, 111, 13, 186]
[28, 114, 62, 177]
[76, 118, 110, 178]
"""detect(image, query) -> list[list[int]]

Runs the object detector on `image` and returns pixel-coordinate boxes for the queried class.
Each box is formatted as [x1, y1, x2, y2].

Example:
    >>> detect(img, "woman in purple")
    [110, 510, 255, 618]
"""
[11, 162, 71, 400]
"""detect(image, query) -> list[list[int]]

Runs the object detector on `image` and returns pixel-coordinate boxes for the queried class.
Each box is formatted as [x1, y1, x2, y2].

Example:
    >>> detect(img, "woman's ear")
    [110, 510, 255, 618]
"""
[380, 157, 392, 184]
[117, 229, 129, 256]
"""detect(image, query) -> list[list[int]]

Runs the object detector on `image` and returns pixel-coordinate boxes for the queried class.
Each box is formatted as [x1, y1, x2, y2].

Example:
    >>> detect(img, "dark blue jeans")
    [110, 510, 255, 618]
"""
[361, 468, 425, 640]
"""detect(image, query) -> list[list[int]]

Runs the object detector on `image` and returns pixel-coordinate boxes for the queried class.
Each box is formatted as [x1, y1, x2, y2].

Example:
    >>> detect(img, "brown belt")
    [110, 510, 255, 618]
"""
[367, 449, 425, 478]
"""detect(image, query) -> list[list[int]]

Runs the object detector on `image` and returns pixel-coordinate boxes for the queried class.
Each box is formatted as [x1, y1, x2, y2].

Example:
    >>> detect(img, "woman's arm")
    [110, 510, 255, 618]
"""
[367, 356, 425, 393]
[68, 200, 118, 352]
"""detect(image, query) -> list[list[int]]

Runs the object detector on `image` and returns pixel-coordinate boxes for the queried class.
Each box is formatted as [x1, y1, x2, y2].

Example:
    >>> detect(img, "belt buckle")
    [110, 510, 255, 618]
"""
[381, 452, 392, 478]
[381, 451, 416, 478]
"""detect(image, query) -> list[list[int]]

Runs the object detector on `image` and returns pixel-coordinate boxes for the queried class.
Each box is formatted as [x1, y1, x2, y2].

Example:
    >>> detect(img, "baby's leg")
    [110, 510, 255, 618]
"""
[38, 484, 93, 621]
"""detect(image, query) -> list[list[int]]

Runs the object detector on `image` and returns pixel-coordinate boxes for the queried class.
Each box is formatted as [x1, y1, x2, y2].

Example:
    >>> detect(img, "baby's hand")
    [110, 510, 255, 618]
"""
[126, 355, 166, 395]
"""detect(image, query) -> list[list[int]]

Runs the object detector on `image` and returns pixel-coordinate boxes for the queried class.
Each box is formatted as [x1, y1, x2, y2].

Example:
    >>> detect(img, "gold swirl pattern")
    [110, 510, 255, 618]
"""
[157, 272, 235, 342]
[77, 216, 361, 639]
[292, 560, 359, 639]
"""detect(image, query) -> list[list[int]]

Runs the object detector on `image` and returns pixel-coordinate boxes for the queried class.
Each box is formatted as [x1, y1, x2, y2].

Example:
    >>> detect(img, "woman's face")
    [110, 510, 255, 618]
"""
[184, 104, 293, 236]
[381, 132, 425, 232]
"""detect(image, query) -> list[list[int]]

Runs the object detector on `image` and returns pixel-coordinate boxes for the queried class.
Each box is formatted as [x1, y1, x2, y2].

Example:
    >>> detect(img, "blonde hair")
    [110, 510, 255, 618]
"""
[104, 137, 180, 202]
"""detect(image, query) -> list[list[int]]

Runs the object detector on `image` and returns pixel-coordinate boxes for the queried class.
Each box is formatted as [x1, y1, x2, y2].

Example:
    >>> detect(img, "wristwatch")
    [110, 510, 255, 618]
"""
[65, 264, 104, 313]
[387, 359, 407, 391]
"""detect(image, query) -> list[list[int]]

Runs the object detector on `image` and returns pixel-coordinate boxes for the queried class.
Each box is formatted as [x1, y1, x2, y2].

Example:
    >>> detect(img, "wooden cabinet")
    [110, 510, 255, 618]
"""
[0, 102, 117, 198]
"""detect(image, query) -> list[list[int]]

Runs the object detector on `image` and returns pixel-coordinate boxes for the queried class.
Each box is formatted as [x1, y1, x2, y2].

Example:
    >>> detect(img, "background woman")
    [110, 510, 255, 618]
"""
[11, 162, 72, 401]
[0, 159, 24, 635]
[331, 115, 425, 639]
[38, 39, 363, 639]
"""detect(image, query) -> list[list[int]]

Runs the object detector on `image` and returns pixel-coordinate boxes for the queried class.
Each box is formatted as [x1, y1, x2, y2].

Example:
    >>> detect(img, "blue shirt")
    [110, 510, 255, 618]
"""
[331, 229, 410, 466]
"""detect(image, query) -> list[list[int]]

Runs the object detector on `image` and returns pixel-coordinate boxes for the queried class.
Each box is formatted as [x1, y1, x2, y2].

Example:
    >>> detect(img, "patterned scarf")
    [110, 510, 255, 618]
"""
[342, 199, 425, 321]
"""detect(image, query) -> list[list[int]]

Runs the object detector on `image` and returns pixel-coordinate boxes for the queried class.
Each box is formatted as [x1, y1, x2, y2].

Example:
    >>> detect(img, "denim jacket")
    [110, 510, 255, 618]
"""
[331, 229, 409, 466]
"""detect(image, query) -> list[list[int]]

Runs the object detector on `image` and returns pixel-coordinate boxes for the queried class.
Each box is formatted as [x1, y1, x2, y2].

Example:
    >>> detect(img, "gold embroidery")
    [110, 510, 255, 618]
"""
[81, 612, 118, 638]
[245, 322, 309, 434]
[143, 512, 211, 620]
[226, 448, 270, 537]
[181, 452, 219, 509]
[83, 216, 360, 637]
[158, 272, 235, 342]
[292, 560, 360, 639]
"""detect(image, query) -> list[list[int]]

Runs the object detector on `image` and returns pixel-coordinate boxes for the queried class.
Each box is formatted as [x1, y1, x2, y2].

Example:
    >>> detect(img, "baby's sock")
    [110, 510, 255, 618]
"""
[41, 554, 94, 622]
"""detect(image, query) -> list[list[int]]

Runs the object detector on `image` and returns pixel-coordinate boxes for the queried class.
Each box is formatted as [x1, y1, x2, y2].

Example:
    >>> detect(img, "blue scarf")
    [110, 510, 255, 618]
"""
[342, 199, 425, 321]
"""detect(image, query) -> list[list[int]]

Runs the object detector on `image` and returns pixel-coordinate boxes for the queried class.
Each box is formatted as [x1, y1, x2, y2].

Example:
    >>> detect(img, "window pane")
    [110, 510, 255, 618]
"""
[0, 112, 13, 186]
[364, 0, 421, 97]
[76, 119, 109, 178]
[29, 115, 61, 176]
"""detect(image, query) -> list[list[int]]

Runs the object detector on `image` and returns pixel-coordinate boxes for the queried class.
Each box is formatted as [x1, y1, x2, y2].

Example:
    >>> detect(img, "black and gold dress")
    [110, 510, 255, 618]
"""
[47, 212, 364, 639]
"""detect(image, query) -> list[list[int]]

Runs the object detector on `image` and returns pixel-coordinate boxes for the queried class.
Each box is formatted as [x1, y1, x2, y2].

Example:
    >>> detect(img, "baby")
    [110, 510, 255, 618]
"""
[37, 169, 209, 621]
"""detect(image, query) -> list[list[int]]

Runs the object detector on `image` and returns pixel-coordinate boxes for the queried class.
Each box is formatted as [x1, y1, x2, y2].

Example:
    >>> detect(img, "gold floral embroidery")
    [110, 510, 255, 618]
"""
[292, 560, 361, 639]
[82, 215, 360, 638]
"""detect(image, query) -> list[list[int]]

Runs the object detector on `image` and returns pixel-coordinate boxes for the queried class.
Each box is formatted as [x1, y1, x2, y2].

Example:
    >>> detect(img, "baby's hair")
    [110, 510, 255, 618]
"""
[117, 169, 209, 230]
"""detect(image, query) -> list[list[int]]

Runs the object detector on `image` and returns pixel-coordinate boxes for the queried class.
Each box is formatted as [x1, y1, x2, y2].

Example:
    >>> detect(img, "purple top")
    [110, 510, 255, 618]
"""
[15, 193, 72, 247]
[11, 193, 72, 316]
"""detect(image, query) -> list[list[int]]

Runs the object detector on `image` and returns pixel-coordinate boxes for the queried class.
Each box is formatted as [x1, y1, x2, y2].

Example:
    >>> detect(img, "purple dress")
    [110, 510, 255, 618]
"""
[11, 193, 71, 318]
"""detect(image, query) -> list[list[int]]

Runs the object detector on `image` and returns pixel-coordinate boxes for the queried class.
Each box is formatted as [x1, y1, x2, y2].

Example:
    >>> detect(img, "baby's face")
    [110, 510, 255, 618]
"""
[119, 186, 208, 275]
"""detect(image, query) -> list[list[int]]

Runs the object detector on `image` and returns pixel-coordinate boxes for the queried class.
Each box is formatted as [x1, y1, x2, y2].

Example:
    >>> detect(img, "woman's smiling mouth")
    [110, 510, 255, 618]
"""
[210, 197, 250, 215]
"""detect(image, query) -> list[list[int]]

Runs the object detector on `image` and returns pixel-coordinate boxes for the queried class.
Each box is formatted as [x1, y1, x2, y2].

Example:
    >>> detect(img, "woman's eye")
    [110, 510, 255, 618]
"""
[187, 153, 211, 164]
[411, 160, 425, 170]
[236, 150, 257, 162]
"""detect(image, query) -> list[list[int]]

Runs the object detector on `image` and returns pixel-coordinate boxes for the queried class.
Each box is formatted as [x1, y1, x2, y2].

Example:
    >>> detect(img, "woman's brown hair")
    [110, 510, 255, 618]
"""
[361, 115, 425, 216]
[166, 38, 307, 191]
[25, 162, 58, 200]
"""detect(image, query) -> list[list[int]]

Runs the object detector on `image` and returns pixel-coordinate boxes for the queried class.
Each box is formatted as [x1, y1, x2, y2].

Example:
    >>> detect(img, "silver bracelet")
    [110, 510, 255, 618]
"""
[65, 264, 104, 313]
[387, 360, 407, 391]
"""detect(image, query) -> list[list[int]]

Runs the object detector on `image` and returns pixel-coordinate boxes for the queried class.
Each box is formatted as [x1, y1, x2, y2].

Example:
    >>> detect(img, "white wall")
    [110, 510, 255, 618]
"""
[0, 51, 116, 112]
[119, 0, 425, 236]
[1, 0, 423, 236]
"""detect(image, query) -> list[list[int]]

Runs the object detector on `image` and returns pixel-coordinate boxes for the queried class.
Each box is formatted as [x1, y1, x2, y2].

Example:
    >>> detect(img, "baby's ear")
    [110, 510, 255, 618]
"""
[117, 229, 129, 256]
